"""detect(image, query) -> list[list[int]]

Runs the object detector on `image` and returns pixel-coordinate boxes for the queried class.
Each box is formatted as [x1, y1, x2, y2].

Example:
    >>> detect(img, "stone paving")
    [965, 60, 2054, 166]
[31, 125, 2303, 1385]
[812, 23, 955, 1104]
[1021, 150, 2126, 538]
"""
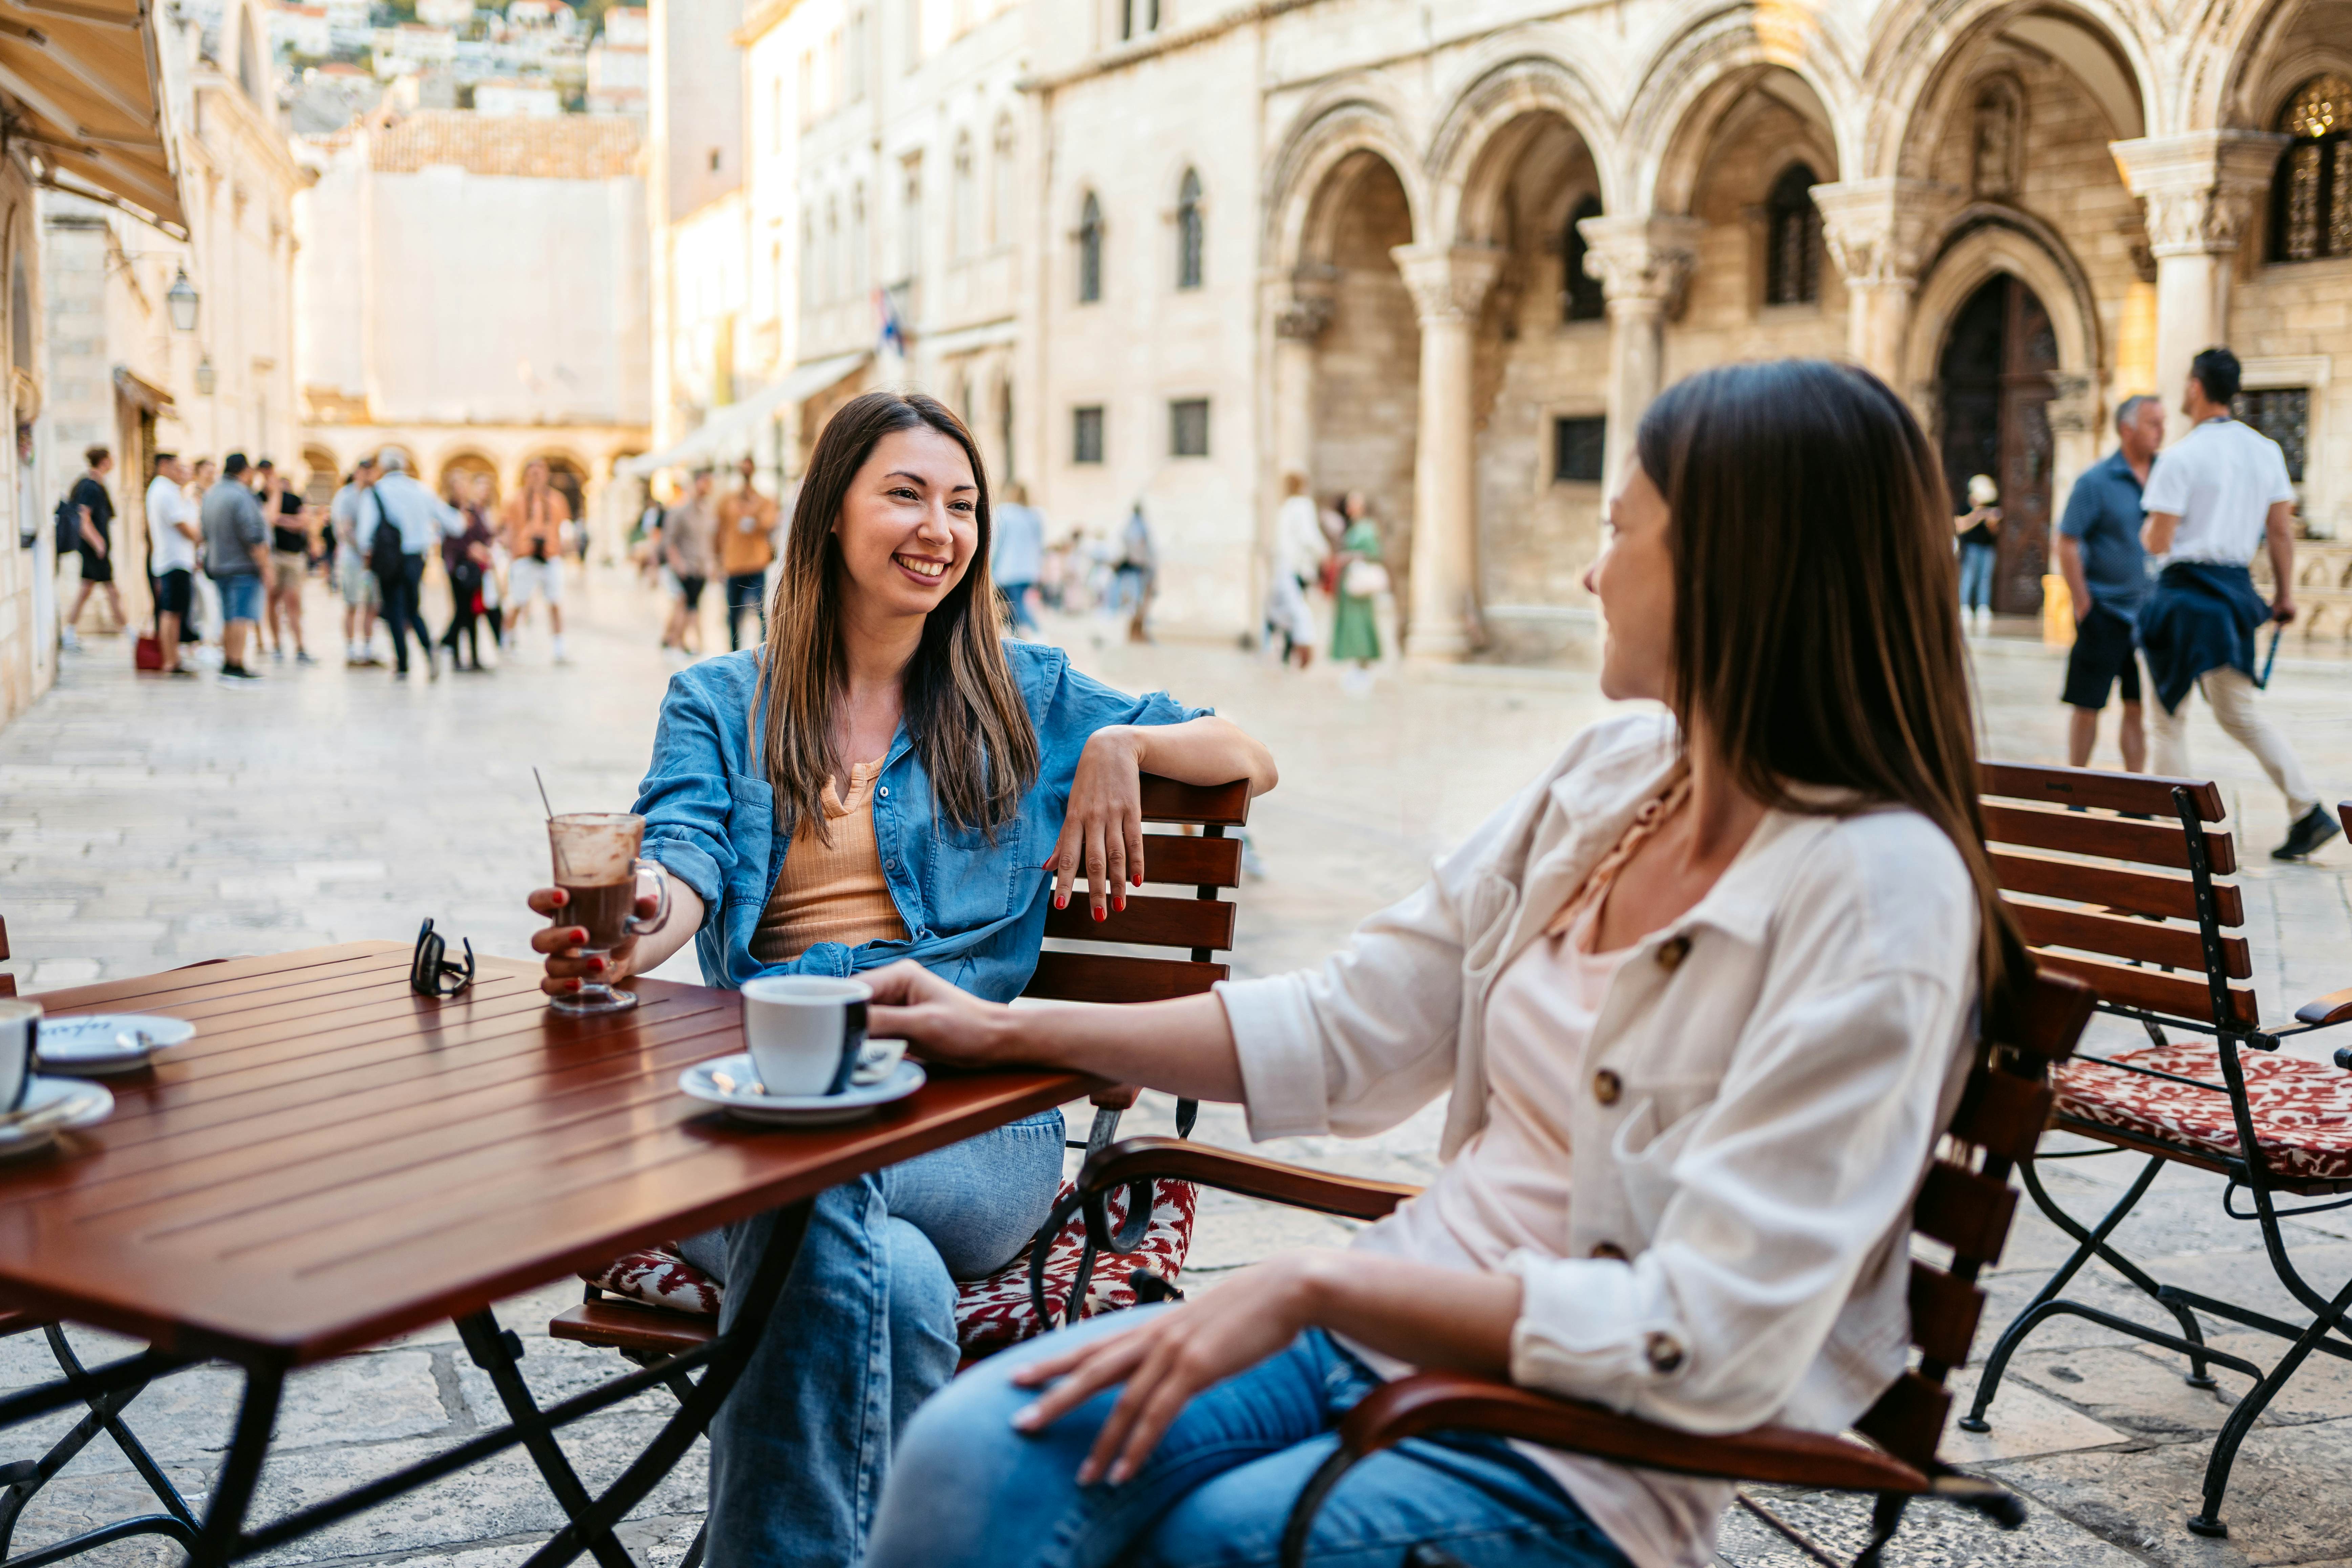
[2, 573, 2351, 1568]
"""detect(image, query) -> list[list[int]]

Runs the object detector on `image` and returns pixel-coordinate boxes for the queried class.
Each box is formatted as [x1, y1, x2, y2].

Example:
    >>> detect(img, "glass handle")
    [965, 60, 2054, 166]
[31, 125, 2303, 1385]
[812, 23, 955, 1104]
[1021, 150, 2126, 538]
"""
[628, 858, 671, 936]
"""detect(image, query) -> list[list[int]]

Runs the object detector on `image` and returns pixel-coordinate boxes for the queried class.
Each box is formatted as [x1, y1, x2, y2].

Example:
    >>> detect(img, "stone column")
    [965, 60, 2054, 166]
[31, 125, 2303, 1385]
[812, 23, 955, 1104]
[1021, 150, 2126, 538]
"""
[1812, 178, 1956, 385]
[1576, 215, 1701, 492]
[2110, 133, 2287, 435]
[1267, 270, 1334, 492]
[1388, 243, 1503, 662]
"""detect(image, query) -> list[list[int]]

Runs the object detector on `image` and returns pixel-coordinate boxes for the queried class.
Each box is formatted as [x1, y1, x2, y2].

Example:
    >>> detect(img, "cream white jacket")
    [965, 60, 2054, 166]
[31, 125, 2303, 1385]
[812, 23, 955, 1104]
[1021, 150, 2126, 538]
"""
[1216, 711, 1981, 1438]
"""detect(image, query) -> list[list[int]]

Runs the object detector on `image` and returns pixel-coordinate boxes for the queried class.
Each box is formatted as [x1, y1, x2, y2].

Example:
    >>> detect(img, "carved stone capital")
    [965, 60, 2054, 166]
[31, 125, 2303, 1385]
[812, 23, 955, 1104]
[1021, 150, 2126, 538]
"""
[1573, 215, 1702, 315]
[1811, 178, 1960, 289]
[1388, 243, 1506, 326]
[2110, 132, 2289, 258]
[1273, 294, 1333, 342]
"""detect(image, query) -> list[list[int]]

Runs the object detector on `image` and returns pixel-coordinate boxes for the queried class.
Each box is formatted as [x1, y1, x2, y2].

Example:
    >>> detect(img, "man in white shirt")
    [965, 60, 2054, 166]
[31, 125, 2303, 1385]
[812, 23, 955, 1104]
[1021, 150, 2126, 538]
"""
[144, 453, 202, 676]
[1264, 472, 1325, 669]
[2139, 346, 2338, 860]
[357, 448, 462, 680]
[330, 457, 382, 666]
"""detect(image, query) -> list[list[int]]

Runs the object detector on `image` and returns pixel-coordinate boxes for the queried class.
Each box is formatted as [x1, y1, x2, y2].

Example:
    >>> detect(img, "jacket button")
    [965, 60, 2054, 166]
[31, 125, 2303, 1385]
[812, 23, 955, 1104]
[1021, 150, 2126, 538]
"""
[877, 786, 889, 799]
[1592, 1068, 1622, 1106]
[1644, 1331, 1686, 1374]
[1589, 1242, 1628, 1261]
[1655, 936, 1691, 971]
[884, 859, 898, 873]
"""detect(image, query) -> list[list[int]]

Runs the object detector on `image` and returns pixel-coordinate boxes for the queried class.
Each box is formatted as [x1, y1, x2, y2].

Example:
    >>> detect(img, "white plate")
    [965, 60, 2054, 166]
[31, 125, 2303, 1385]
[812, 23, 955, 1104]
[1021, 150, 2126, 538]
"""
[0, 1077, 115, 1158]
[680, 1054, 926, 1127]
[35, 1013, 195, 1076]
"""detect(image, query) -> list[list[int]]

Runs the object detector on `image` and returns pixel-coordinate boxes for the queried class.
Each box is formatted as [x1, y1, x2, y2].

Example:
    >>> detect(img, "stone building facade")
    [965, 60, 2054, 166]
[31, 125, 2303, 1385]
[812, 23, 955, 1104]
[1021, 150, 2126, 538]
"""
[1002, 0, 2352, 656]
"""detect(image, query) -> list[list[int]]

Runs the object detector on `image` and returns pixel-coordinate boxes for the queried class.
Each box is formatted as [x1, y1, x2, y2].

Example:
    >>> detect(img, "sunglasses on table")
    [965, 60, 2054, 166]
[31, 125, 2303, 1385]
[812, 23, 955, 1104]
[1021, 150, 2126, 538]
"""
[411, 918, 476, 998]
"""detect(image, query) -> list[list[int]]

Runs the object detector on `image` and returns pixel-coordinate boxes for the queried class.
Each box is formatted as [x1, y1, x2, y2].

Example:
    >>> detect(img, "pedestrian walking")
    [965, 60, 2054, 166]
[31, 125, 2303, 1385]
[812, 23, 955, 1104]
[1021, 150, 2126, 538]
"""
[2139, 347, 2339, 860]
[261, 462, 315, 664]
[361, 448, 461, 681]
[660, 469, 719, 657]
[1116, 500, 1155, 643]
[60, 446, 124, 647]
[331, 458, 383, 665]
[1953, 473, 2001, 632]
[1264, 471, 1324, 669]
[200, 453, 270, 682]
[2055, 394, 2162, 771]
[1330, 490, 1384, 690]
[718, 455, 778, 651]
[144, 452, 201, 677]
[185, 457, 219, 657]
[990, 481, 1044, 635]
[440, 473, 498, 672]
[499, 458, 571, 663]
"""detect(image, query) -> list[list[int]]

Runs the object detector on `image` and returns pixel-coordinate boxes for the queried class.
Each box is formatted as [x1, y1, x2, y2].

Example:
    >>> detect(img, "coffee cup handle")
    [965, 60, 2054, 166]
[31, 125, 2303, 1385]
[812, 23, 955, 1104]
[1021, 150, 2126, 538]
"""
[627, 859, 671, 937]
[826, 1001, 869, 1097]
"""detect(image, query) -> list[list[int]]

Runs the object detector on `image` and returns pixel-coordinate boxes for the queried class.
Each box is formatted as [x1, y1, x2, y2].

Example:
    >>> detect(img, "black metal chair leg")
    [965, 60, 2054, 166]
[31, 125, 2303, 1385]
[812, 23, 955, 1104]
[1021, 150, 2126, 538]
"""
[189, 1359, 285, 1568]
[677, 1521, 706, 1568]
[1279, 1445, 1357, 1568]
[2025, 1154, 2216, 1384]
[1964, 1154, 2180, 1431]
[2186, 1267, 2352, 1538]
[456, 1313, 639, 1568]
[40, 1325, 202, 1537]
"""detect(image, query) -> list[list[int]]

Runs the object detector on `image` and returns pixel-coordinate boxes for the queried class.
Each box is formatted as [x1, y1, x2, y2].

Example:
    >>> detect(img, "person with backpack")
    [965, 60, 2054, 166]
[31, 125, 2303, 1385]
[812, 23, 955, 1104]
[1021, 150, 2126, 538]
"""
[331, 456, 382, 665]
[358, 447, 462, 680]
[200, 453, 271, 682]
[58, 446, 125, 649]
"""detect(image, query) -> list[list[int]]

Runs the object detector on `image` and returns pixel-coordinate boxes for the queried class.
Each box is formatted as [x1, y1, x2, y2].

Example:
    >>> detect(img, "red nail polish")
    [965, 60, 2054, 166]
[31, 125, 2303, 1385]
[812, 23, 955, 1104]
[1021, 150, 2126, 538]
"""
[1055, 895, 1067, 909]
[1132, 873, 1143, 887]
[1092, 907, 1105, 923]
[1115, 897, 1126, 912]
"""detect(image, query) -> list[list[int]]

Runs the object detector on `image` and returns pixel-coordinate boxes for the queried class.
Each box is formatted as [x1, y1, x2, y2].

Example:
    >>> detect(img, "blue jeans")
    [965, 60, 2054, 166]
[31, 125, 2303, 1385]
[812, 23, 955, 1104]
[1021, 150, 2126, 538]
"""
[375, 553, 429, 672]
[1958, 540, 1997, 612]
[868, 1309, 1636, 1568]
[681, 1111, 1066, 1568]
[216, 572, 262, 626]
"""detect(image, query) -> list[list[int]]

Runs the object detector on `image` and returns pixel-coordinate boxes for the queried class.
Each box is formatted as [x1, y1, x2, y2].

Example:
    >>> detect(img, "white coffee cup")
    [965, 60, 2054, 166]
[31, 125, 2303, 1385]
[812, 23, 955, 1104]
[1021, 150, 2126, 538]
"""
[741, 976, 870, 1097]
[0, 1001, 39, 1116]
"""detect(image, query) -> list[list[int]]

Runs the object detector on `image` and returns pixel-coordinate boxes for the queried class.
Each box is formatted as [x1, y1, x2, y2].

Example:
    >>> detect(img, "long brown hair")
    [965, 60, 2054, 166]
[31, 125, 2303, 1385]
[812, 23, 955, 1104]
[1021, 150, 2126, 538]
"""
[1634, 358, 2022, 1004]
[757, 391, 1039, 840]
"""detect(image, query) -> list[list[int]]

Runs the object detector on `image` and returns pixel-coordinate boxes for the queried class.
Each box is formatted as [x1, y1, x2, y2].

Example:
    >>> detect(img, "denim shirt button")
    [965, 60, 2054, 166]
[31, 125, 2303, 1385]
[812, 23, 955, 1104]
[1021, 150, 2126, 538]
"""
[877, 786, 889, 798]
[885, 859, 898, 872]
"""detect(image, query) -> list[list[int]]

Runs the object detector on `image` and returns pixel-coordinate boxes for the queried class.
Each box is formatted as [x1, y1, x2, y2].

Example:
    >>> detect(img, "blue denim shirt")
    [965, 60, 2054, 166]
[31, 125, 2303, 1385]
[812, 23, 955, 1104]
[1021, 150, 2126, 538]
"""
[635, 640, 1207, 996]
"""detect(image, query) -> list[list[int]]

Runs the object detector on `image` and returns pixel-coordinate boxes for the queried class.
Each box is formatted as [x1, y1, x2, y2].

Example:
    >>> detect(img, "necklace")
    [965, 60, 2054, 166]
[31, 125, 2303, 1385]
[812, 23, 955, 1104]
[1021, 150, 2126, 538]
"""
[1545, 769, 1693, 940]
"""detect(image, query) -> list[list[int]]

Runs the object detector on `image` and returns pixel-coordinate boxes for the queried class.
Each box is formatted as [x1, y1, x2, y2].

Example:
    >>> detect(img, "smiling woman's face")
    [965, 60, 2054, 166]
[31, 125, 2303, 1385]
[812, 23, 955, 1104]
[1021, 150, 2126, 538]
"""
[832, 427, 980, 621]
[1583, 460, 1676, 705]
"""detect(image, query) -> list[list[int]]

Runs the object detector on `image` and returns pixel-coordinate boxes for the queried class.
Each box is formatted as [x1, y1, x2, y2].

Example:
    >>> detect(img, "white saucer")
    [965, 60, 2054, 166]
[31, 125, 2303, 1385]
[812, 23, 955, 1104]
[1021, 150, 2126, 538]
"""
[0, 1077, 115, 1158]
[35, 1013, 195, 1076]
[680, 1054, 926, 1127]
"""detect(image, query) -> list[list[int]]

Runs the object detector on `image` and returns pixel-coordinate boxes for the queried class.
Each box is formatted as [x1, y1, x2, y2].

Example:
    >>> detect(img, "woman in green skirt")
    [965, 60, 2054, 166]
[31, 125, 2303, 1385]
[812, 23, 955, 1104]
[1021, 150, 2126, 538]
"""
[1330, 491, 1383, 686]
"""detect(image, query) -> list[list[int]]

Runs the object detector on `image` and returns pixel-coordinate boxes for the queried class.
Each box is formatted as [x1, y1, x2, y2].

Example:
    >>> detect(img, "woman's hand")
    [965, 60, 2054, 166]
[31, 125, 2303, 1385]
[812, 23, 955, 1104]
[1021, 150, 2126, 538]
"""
[1048, 728, 1146, 919]
[864, 959, 1018, 1067]
[1008, 1252, 1331, 1484]
[526, 886, 662, 998]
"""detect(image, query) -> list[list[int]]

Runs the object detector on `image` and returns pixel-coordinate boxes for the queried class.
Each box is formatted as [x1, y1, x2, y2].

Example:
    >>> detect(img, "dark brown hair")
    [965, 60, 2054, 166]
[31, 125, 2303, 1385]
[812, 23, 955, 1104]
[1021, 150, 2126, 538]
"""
[1634, 358, 2022, 1003]
[757, 391, 1039, 841]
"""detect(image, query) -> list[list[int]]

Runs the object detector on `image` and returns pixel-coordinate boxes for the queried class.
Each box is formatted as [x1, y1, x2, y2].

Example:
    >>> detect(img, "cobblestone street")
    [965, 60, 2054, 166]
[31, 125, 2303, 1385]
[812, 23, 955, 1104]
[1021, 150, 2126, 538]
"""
[4, 573, 2352, 1568]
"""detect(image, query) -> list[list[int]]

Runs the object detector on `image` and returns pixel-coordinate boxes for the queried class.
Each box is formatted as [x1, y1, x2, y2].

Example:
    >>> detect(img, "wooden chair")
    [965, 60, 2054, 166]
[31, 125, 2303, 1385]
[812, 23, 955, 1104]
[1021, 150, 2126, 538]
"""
[536, 776, 1253, 1564]
[1960, 764, 2352, 1538]
[1057, 967, 2095, 1568]
[1, 915, 15, 997]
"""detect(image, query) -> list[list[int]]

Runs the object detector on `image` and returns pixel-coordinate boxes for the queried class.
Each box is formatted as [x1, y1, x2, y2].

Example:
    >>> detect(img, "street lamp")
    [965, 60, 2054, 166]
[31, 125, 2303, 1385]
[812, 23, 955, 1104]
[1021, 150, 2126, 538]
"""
[166, 267, 199, 332]
[194, 354, 216, 395]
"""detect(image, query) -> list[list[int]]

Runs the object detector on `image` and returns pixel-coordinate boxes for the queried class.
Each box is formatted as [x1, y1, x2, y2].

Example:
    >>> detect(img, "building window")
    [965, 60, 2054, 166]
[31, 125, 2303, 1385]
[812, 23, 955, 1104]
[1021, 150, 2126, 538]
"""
[1073, 405, 1105, 464]
[852, 184, 868, 295]
[1553, 416, 1606, 483]
[771, 80, 783, 151]
[847, 8, 867, 101]
[1174, 167, 1203, 289]
[1119, 0, 1157, 40]
[1076, 191, 1103, 303]
[900, 156, 923, 286]
[2271, 74, 2351, 262]
[2233, 387, 2310, 482]
[1170, 398, 1209, 457]
[991, 116, 1015, 248]
[1763, 163, 1821, 306]
[952, 132, 976, 262]
[708, 148, 722, 173]
[1563, 194, 1604, 322]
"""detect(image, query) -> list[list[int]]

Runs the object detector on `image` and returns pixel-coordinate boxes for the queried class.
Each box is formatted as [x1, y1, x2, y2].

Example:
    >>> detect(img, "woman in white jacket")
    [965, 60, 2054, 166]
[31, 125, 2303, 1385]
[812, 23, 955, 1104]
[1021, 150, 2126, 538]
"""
[858, 360, 2021, 1568]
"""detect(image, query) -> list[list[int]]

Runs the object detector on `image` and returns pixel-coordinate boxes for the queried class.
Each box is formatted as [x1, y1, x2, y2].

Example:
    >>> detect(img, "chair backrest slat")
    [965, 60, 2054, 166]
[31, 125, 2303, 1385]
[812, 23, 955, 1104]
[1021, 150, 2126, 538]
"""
[1990, 848, 2243, 926]
[1043, 894, 1235, 951]
[1981, 762, 2226, 821]
[1982, 801, 2238, 874]
[1140, 775, 1250, 825]
[1138, 833, 1243, 889]
[1907, 1260, 1986, 1368]
[1855, 1371, 1954, 1469]
[2034, 949, 2258, 1026]
[1913, 1161, 2019, 1266]
[2003, 898, 2252, 979]
[1946, 1072, 2056, 1162]
[1024, 950, 1228, 1003]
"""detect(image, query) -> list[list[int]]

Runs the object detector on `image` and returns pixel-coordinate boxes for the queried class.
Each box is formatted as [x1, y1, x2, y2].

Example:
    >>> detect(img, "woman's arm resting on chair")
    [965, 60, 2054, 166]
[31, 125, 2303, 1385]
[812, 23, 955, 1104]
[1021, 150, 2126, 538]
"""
[1009, 1250, 1520, 1485]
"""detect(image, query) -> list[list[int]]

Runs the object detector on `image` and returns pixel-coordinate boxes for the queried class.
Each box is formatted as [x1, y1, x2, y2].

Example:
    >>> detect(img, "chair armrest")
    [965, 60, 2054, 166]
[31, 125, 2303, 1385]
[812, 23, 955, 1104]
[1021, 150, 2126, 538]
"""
[1335, 1372, 1929, 1495]
[1088, 1084, 1141, 1112]
[1076, 1136, 1420, 1222]
[2293, 988, 2352, 1029]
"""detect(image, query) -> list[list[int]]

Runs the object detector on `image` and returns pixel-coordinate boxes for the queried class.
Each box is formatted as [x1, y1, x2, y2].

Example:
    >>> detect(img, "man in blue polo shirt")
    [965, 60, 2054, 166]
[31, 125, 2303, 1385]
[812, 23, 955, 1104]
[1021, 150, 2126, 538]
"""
[2056, 393, 2162, 769]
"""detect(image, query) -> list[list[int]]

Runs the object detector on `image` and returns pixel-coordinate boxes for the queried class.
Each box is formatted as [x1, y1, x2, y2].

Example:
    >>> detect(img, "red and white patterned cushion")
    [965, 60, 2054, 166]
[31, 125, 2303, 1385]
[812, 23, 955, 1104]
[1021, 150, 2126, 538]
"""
[2057, 1043, 2352, 1184]
[581, 1177, 1197, 1357]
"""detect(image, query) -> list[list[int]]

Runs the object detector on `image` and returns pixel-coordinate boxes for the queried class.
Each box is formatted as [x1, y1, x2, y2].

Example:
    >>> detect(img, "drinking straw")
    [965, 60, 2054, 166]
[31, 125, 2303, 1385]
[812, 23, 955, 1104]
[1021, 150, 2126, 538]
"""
[533, 767, 556, 823]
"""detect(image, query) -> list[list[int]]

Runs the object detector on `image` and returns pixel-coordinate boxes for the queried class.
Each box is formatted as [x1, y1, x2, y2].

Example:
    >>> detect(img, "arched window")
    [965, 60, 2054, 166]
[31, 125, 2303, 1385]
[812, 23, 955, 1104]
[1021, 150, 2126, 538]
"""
[2271, 73, 2351, 262]
[237, 8, 264, 101]
[1173, 168, 1203, 289]
[1764, 163, 1821, 306]
[799, 213, 816, 310]
[1563, 194, 1604, 322]
[1077, 191, 1103, 304]
[952, 131, 976, 261]
[824, 197, 840, 302]
[991, 116, 1015, 249]
[851, 183, 868, 295]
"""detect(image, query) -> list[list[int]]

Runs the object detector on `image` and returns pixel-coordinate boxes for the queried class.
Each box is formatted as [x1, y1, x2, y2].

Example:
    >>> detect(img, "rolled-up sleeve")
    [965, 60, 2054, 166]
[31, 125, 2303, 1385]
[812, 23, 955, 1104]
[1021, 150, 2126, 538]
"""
[1037, 660, 1210, 774]
[634, 676, 739, 915]
[1504, 962, 1968, 1432]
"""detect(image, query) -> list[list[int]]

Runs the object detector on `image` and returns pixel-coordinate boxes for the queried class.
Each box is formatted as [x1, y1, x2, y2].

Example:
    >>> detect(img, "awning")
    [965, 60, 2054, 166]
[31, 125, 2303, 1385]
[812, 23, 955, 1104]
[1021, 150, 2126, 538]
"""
[618, 351, 868, 478]
[1, 0, 186, 233]
[113, 364, 173, 414]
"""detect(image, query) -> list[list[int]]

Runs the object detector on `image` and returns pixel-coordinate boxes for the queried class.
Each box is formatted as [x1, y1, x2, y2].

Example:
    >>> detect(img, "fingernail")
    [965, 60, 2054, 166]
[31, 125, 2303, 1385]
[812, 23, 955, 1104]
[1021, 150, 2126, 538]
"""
[1092, 907, 1105, 923]
[1109, 1460, 1134, 1485]
[1055, 895, 1067, 909]
[1115, 897, 1126, 912]
[1011, 1405, 1040, 1431]
[591, 958, 607, 973]
[1132, 873, 1143, 887]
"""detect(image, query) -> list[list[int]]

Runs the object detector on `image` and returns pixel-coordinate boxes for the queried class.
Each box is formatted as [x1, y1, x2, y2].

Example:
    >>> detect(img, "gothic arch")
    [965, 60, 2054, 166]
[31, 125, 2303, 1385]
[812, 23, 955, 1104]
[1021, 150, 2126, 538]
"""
[1628, 13, 1861, 216]
[1425, 55, 1623, 241]
[1264, 92, 1428, 273]
[1901, 208, 2103, 409]
[1869, 0, 2157, 180]
[2182, 0, 2306, 133]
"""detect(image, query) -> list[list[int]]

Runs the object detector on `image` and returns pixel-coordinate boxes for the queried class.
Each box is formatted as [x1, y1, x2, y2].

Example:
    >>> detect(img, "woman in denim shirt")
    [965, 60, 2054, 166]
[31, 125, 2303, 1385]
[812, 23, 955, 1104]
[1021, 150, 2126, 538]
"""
[527, 392, 1276, 1567]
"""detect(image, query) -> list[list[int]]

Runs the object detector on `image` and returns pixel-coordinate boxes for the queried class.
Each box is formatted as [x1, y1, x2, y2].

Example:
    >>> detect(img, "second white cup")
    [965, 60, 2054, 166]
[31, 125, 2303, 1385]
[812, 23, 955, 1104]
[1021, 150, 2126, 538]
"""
[741, 975, 870, 1097]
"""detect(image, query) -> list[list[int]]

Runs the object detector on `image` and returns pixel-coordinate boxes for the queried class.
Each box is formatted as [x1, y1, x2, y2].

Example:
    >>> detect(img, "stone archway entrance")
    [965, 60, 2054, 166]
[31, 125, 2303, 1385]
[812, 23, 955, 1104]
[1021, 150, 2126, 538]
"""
[1938, 274, 2058, 615]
